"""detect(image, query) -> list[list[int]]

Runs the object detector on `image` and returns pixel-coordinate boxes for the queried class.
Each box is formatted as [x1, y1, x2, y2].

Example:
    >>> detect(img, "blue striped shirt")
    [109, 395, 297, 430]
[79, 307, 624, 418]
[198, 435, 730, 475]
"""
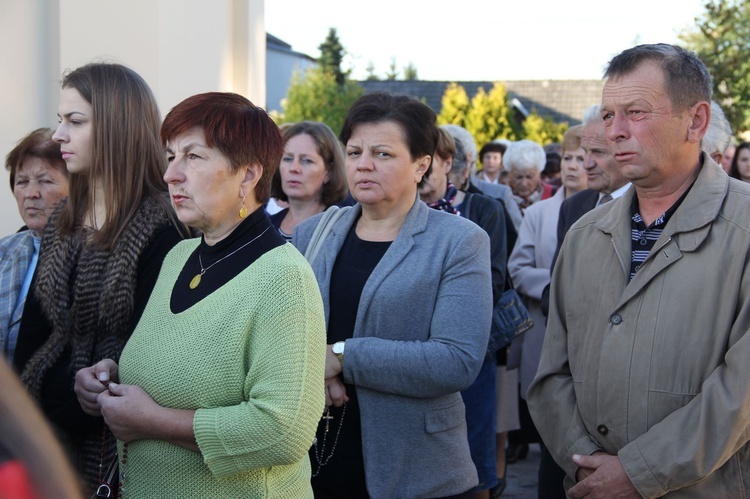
[630, 185, 693, 282]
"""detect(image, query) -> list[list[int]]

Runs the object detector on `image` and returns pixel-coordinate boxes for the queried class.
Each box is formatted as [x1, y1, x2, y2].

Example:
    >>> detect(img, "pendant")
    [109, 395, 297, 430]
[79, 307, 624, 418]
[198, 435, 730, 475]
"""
[239, 205, 248, 218]
[189, 274, 202, 289]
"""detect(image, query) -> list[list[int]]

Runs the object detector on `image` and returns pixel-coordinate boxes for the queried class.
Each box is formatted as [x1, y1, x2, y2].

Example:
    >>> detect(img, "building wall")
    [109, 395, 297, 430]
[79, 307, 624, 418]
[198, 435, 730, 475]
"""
[0, 0, 265, 237]
[266, 48, 316, 114]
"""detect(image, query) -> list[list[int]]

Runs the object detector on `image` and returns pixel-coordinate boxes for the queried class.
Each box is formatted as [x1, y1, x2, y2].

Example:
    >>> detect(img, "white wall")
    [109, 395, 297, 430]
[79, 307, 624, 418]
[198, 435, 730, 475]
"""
[0, 0, 265, 237]
[0, 0, 60, 234]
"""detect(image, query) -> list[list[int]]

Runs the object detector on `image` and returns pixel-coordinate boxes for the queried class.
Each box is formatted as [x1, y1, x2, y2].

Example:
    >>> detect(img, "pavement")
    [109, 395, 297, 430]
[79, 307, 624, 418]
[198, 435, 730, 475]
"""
[499, 443, 542, 498]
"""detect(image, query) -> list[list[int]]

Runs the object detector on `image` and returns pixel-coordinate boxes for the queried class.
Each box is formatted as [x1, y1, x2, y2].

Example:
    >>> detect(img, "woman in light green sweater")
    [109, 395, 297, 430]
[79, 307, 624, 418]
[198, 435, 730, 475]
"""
[73, 92, 327, 498]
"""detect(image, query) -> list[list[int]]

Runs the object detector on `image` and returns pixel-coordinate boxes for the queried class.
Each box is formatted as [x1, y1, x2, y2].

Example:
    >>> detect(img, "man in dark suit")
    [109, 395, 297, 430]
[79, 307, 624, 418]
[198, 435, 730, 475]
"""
[537, 104, 629, 499]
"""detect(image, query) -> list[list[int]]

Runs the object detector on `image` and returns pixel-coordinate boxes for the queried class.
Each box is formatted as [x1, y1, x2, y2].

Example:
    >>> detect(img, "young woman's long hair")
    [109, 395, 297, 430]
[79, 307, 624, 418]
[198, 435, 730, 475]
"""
[56, 62, 169, 249]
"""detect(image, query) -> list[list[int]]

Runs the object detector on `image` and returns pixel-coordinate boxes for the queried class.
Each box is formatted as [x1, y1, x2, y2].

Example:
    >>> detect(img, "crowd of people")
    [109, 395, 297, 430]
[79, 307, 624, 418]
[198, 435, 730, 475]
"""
[0, 42, 749, 499]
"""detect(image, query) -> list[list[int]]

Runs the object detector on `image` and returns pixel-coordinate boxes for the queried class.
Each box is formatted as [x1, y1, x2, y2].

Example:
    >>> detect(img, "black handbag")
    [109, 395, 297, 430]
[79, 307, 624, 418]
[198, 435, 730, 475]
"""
[461, 193, 533, 358]
[487, 274, 533, 357]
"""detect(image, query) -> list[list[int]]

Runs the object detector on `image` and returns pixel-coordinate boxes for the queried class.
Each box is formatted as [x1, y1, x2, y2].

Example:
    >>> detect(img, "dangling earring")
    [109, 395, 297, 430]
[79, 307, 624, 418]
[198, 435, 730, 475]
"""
[239, 194, 248, 218]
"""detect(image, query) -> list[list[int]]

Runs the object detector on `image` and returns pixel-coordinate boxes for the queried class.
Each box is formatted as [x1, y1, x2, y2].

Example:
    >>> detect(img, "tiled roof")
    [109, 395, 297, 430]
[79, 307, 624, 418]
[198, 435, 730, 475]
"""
[267, 33, 316, 62]
[356, 79, 605, 125]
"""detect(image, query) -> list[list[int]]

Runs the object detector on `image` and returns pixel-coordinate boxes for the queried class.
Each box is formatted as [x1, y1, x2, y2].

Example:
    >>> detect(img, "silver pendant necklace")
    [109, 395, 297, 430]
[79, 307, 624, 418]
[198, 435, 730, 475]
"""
[189, 226, 270, 289]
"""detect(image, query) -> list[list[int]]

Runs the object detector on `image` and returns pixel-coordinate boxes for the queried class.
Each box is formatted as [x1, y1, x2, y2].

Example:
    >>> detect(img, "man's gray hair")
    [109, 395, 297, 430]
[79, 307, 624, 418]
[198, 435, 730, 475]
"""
[441, 124, 477, 173]
[702, 101, 733, 156]
[582, 104, 601, 127]
[503, 139, 546, 172]
[450, 138, 469, 177]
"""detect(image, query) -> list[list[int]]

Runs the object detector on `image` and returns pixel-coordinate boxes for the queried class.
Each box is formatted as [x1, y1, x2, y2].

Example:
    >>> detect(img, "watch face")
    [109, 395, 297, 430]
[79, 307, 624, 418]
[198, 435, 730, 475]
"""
[332, 342, 344, 354]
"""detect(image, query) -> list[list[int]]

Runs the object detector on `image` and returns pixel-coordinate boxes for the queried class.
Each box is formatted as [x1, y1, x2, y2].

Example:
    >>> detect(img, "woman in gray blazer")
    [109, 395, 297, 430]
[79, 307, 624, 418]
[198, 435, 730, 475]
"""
[294, 92, 493, 499]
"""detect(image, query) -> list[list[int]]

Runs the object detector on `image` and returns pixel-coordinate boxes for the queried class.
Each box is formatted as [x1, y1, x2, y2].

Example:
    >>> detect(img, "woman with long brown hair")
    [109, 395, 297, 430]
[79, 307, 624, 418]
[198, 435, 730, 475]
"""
[13, 62, 185, 493]
[269, 121, 349, 241]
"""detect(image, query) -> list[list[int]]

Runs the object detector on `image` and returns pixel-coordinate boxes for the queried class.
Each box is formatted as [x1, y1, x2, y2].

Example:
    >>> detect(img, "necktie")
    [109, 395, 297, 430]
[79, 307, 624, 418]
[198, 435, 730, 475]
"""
[598, 193, 613, 206]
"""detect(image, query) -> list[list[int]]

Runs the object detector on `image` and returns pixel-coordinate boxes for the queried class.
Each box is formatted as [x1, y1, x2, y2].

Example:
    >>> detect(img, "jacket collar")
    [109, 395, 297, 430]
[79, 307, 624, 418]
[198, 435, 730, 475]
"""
[329, 193, 428, 240]
[595, 153, 727, 242]
[592, 154, 728, 303]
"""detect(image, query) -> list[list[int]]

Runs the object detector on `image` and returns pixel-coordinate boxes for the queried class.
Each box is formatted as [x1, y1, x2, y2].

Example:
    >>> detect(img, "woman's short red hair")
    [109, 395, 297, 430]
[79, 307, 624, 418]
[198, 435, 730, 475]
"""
[161, 92, 283, 204]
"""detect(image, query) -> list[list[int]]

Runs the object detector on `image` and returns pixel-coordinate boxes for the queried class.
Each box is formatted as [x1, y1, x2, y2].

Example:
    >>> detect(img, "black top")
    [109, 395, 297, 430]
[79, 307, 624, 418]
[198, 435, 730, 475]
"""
[320, 224, 390, 456]
[268, 208, 292, 242]
[171, 207, 285, 313]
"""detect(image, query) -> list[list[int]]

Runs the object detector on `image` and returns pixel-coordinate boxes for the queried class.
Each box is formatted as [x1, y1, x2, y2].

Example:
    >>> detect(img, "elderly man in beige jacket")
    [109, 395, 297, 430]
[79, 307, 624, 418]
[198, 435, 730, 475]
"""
[528, 43, 750, 498]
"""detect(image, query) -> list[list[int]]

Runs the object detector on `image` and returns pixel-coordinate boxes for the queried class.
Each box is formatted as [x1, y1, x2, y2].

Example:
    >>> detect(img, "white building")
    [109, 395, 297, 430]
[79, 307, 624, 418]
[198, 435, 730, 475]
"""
[0, 0, 267, 236]
[265, 33, 317, 114]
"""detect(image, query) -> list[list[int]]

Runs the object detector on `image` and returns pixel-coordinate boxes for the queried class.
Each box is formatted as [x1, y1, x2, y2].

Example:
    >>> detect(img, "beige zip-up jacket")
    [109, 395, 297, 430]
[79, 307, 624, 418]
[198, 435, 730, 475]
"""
[529, 155, 750, 498]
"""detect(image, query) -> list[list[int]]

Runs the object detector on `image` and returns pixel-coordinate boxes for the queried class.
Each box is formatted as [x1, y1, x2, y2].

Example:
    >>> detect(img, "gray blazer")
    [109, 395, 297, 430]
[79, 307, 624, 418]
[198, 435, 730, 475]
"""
[293, 199, 493, 499]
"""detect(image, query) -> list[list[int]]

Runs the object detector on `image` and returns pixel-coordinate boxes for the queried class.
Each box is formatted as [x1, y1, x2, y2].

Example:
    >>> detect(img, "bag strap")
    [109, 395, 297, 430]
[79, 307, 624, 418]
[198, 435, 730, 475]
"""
[461, 192, 473, 220]
[303, 205, 351, 264]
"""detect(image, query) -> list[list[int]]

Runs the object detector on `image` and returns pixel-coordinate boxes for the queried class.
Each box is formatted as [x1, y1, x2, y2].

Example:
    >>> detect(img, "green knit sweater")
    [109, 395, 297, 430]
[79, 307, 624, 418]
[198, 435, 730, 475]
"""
[118, 240, 326, 498]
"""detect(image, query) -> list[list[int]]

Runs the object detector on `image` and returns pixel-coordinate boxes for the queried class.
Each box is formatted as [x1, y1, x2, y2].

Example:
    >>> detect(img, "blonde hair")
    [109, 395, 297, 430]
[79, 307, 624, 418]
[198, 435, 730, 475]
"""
[561, 125, 584, 153]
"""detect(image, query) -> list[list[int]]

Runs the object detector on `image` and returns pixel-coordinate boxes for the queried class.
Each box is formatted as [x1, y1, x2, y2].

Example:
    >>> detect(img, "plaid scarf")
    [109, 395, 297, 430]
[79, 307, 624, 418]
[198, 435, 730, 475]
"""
[426, 182, 460, 215]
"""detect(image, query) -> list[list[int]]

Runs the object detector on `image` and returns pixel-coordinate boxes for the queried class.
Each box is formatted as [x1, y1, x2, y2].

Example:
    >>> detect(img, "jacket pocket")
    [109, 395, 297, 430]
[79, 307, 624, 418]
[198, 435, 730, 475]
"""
[424, 400, 465, 434]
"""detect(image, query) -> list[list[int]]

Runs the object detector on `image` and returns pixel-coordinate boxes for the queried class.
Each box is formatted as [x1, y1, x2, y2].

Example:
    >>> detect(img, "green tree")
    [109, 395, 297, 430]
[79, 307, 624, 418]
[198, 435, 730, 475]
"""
[385, 58, 399, 80]
[318, 27, 347, 86]
[679, 0, 750, 135]
[465, 82, 520, 146]
[365, 61, 379, 81]
[403, 62, 418, 81]
[279, 68, 363, 135]
[522, 110, 569, 145]
[437, 83, 470, 127]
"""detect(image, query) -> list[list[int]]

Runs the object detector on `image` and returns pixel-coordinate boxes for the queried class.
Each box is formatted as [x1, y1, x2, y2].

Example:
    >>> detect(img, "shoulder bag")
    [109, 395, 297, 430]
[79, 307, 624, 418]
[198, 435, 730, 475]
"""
[303, 205, 351, 264]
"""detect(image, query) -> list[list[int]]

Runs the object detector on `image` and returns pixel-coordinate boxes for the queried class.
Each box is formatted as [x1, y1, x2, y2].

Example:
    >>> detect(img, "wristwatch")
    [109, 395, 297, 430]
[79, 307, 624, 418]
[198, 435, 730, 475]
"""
[332, 341, 345, 367]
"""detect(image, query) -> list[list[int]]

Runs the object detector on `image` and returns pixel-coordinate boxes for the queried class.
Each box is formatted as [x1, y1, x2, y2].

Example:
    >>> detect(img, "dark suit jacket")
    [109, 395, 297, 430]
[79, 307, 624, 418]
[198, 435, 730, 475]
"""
[541, 189, 600, 316]
[555, 189, 600, 245]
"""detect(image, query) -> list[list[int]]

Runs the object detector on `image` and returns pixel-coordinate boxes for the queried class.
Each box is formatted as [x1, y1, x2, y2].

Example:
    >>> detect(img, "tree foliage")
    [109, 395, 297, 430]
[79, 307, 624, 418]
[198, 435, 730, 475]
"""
[365, 61, 379, 81]
[522, 110, 569, 145]
[279, 68, 363, 135]
[278, 28, 363, 134]
[437, 82, 567, 147]
[318, 28, 347, 86]
[385, 58, 399, 81]
[403, 62, 418, 81]
[465, 83, 521, 145]
[437, 83, 471, 127]
[679, 0, 750, 136]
